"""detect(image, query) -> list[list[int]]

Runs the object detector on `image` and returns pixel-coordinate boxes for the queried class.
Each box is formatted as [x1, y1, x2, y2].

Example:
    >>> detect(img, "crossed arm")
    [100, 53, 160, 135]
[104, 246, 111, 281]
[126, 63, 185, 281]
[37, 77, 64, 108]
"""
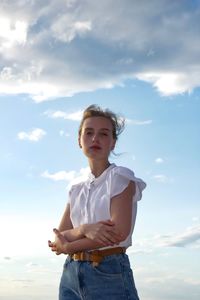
[48, 181, 136, 255]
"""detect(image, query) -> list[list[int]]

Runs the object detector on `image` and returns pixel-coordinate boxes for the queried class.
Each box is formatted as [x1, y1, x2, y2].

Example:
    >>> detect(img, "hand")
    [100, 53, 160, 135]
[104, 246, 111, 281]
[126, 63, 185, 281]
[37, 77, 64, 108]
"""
[48, 228, 68, 255]
[81, 220, 123, 246]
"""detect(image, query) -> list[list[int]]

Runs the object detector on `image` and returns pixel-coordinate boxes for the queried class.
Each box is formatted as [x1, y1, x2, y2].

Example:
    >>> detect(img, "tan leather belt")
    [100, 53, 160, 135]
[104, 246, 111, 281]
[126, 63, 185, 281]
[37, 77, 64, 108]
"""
[70, 247, 126, 267]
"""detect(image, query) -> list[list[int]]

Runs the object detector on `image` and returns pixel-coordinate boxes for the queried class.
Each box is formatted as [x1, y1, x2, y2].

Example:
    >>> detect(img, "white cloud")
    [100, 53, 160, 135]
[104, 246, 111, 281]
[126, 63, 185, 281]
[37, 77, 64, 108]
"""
[45, 110, 83, 121]
[0, 214, 55, 257]
[0, 1, 200, 100]
[41, 167, 90, 186]
[17, 128, 46, 142]
[59, 130, 70, 137]
[41, 170, 76, 181]
[0, 17, 28, 49]
[184, 278, 200, 286]
[3, 256, 11, 260]
[129, 225, 200, 255]
[162, 225, 200, 248]
[153, 225, 200, 249]
[153, 174, 168, 183]
[126, 118, 152, 125]
[155, 157, 164, 164]
[136, 72, 198, 96]
[59, 130, 65, 136]
[52, 18, 92, 42]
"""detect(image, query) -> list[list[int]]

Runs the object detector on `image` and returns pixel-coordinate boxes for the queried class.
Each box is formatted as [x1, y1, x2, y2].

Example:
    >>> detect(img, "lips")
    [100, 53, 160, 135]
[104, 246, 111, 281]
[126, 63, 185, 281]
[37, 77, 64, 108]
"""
[90, 145, 102, 150]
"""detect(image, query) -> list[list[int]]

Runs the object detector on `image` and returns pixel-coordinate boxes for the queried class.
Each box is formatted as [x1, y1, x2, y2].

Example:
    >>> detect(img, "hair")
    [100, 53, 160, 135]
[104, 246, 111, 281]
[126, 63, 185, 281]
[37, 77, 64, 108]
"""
[78, 104, 125, 140]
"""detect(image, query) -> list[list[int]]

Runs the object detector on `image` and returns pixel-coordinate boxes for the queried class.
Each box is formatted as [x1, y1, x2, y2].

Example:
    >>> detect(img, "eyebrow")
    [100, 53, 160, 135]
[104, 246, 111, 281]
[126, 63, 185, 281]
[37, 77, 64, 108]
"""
[84, 127, 111, 131]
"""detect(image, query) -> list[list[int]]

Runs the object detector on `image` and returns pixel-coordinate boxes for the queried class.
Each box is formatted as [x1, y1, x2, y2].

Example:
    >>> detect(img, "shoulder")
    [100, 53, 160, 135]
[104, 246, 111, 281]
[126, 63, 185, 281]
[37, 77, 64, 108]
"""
[110, 164, 146, 192]
[109, 165, 146, 201]
[68, 181, 86, 195]
[110, 165, 135, 179]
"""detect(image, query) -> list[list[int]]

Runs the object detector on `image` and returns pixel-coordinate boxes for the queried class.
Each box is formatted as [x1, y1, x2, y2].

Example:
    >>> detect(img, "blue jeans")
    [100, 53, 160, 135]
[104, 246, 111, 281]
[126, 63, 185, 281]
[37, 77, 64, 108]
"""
[59, 253, 140, 300]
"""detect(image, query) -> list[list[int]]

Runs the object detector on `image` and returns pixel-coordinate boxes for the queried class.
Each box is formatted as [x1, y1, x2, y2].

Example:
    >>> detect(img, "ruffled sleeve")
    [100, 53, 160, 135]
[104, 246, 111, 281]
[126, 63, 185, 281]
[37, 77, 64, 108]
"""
[110, 166, 146, 202]
[67, 182, 83, 205]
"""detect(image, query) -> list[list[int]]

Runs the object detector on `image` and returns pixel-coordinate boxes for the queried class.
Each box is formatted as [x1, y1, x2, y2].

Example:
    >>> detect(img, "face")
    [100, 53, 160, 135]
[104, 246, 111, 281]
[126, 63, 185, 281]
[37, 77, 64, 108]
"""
[79, 116, 116, 161]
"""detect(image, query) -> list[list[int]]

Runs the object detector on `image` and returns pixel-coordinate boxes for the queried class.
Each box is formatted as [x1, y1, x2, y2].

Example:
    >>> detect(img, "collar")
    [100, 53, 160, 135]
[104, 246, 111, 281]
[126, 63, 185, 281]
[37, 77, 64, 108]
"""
[87, 163, 116, 187]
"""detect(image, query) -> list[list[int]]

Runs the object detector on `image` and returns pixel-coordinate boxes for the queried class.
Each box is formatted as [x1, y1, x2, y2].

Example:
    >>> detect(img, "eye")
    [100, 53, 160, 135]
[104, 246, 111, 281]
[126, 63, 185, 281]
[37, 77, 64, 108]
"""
[86, 131, 93, 135]
[100, 132, 108, 136]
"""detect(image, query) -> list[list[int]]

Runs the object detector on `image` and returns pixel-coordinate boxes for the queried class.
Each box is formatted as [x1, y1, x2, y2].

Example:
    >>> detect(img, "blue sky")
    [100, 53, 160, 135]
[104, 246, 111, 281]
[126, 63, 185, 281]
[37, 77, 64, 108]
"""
[0, 1, 200, 299]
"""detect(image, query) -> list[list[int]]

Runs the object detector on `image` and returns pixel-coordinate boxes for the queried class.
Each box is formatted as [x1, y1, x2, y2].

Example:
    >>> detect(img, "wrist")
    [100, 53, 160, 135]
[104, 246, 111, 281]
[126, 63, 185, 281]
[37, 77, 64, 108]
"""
[63, 241, 70, 254]
[64, 242, 74, 255]
[79, 224, 86, 236]
[61, 231, 67, 239]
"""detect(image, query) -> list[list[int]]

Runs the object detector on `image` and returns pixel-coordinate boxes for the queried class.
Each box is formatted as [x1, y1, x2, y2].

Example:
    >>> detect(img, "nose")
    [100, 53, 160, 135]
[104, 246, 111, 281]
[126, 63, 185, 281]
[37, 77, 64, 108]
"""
[92, 133, 98, 143]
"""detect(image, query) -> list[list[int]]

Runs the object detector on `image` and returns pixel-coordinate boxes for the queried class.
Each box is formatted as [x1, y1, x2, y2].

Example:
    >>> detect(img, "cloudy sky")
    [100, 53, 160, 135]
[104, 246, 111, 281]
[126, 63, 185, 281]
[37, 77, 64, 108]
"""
[0, 1, 200, 299]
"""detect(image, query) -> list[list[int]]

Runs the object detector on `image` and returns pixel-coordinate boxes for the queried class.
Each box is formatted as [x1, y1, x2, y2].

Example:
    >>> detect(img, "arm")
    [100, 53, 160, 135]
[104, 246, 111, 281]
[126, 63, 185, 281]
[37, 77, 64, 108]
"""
[67, 181, 136, 249]
[49, 181, 135, 254]
[58, 203, 73, 231]
[58, 204, 122, 243]
[49, 223, 122, 254]
[57, 203, 84, 241]
[110, 181, 136, 241]
[51, 229, 110, 254]
[49, 221, 123, 254]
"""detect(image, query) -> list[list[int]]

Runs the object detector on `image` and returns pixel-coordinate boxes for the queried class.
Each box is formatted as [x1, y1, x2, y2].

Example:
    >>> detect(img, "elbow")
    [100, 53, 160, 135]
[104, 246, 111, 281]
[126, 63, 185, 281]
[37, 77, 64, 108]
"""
[118, 229, 130, 242]
[110, 220, 131, 242]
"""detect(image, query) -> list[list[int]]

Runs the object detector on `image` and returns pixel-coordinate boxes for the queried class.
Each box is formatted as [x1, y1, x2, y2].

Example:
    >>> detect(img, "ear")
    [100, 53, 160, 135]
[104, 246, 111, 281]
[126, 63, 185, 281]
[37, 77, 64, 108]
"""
[78, 137, 82, 148]
[111, 140, 116, 150]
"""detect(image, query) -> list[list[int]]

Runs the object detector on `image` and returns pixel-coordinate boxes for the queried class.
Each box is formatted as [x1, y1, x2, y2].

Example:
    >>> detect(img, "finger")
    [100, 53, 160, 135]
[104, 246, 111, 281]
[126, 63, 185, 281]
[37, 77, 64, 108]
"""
[100, 220, 114, 226]
[53, 228, 60, 234]
[106, 219, 115, 225]
[48, 241, 58, 252]
[103, 231, 122, 244]
[53, 228, 63, 239]
[109, 234, 122, 244]
[108, 231, 121, 240]
[98, 234, 116, 246]
[98, 240, 109, 247]
[48, 240, 54, 247]
[109, 228, 123, 239]
[92, 236, 108, 246]
[48, 241, 58, 249]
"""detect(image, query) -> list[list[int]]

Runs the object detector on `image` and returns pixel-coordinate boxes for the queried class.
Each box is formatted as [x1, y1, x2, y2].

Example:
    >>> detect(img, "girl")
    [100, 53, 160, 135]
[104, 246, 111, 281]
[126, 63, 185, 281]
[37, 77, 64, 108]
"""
[48, 105, 146, 300]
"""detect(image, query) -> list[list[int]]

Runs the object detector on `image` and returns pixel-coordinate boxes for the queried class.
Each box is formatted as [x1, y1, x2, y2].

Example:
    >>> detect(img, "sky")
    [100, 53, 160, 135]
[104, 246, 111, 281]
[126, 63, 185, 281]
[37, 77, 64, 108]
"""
[0, 0, 200, 299]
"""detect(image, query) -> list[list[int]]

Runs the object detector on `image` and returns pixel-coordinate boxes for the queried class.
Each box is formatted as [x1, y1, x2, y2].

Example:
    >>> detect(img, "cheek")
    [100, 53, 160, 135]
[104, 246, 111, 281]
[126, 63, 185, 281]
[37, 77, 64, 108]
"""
[110, 140, 116, 150]
[79, 135, 87, 148]
[104, 141, 114, 152]
[79, 135, 88, 147]
[78, 136, 82, 147]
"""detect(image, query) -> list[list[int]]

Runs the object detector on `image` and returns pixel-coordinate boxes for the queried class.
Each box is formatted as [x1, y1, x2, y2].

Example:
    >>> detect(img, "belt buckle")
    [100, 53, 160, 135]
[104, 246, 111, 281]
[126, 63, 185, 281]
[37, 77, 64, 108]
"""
[73, 252, 91, 261]
[81, 252, 91, 261]
[73, 255, 79, 261]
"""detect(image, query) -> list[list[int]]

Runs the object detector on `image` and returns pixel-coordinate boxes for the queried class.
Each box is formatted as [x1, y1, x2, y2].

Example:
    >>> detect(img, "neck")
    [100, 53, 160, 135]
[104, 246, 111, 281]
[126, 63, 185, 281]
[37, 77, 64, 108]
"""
[88, 159, 111, 177]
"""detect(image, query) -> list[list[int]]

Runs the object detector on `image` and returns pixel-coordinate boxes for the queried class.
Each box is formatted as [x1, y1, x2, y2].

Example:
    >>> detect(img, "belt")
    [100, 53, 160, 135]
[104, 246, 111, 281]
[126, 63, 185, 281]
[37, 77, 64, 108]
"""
[70, 247, 126, 267]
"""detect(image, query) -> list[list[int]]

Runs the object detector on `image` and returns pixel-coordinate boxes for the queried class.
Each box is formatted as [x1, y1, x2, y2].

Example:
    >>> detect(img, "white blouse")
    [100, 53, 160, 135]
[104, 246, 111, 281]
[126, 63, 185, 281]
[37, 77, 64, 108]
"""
[68, 164, 146, 249]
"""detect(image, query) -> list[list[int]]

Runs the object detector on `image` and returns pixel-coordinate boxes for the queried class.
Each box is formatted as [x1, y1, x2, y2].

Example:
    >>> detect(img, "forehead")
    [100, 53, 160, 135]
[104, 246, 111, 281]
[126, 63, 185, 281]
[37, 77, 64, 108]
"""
[82, 116, 113, 130]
